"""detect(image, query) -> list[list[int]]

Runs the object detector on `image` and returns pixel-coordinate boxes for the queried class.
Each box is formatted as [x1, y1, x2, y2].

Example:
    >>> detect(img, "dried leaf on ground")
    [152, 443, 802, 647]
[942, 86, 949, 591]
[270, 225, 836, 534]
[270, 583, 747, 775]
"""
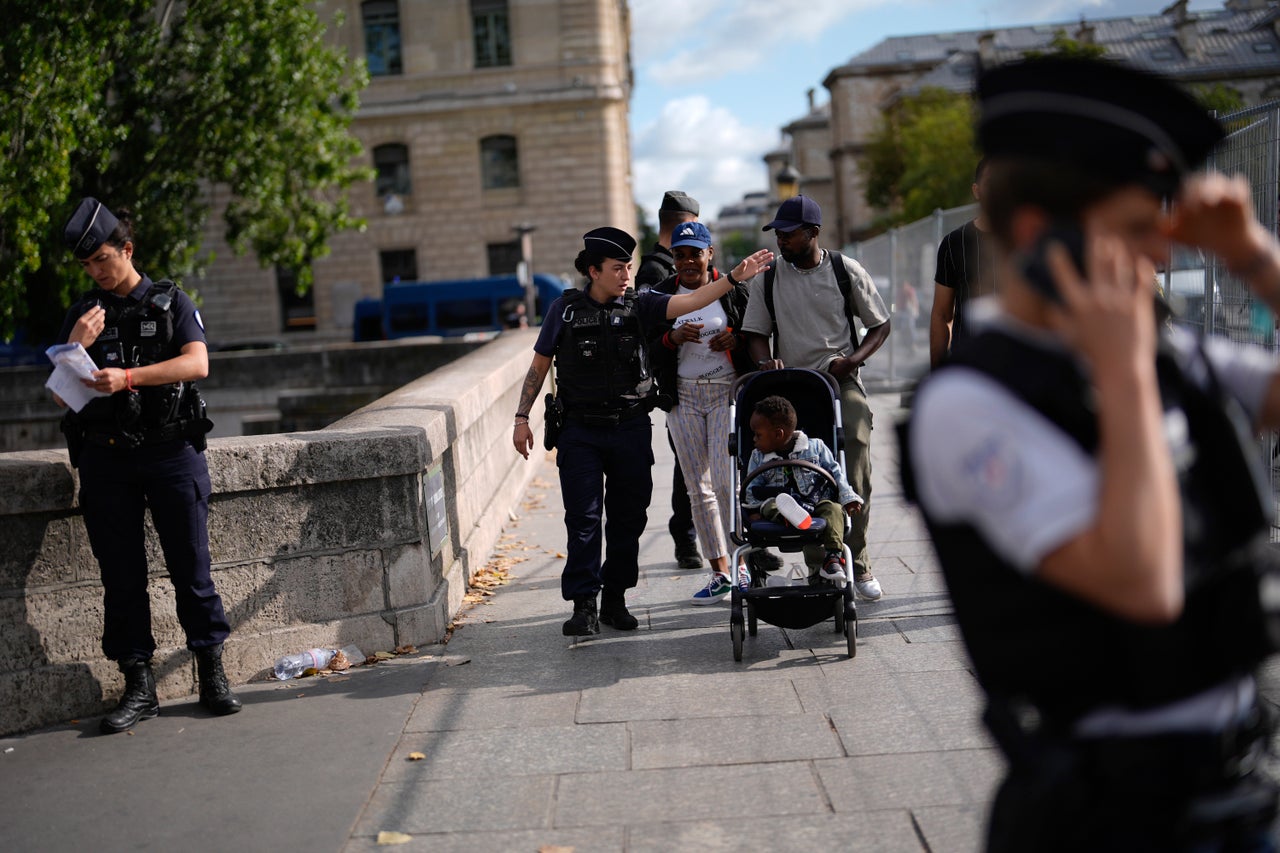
[328, 650, 351, 671]
[394, 645, 417, 655]
[376, 830, 413, 845]
[538, 846, 574, 853]
[407, 751, 426, 761]
[373, 651, 395, 661]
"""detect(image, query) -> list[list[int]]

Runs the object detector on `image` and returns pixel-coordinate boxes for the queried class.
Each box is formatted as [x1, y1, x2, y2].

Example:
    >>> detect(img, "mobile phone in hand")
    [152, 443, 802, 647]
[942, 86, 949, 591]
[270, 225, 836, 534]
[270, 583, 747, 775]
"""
[1020, 223, 1086, 304]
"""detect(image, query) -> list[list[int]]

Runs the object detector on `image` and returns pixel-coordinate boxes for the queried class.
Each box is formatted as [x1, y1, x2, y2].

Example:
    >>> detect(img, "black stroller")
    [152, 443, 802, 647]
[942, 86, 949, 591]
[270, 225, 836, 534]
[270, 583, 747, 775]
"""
[727, 368, 856, 661]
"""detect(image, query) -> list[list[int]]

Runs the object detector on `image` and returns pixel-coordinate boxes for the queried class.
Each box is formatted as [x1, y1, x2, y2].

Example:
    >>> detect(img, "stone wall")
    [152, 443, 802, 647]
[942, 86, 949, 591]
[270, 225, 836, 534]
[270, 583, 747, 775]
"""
[0, 331, 546, 735]
[0, 337, 485, 453]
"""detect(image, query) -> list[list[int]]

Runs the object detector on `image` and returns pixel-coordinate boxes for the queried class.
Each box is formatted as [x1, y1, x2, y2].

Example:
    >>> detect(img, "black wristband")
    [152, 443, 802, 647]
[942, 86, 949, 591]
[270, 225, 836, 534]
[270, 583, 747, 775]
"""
[726, 271, 740, 286]
[515, 412, 529, 419]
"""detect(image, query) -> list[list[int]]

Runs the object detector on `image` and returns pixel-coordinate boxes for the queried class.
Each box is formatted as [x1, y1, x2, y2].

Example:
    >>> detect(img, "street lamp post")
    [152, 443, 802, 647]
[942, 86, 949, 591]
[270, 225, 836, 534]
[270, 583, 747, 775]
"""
[513, 222, 537, 322]
[775, 163, 800, 201]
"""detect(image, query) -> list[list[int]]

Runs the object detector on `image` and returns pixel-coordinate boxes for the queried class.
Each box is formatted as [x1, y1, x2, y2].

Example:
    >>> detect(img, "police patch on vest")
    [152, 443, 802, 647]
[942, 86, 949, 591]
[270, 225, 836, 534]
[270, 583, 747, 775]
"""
[99, 326, 119, 341]
[140, 320, 157, 337]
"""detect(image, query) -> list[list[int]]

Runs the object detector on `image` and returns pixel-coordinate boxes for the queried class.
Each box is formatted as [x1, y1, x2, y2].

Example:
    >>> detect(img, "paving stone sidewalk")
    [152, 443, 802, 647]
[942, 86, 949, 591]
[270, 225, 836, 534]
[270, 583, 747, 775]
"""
[1, 392, 1004, 853]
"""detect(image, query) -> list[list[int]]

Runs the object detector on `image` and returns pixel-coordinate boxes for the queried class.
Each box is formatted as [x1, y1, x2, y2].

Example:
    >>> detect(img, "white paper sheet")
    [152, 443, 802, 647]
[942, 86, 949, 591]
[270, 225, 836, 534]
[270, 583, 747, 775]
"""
[44, 343, 109, 413]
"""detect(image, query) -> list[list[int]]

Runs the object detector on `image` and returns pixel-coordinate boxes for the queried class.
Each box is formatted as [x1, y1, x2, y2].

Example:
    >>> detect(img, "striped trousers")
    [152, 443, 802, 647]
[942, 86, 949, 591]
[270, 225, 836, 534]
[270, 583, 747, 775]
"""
[666, 380, 735, 562]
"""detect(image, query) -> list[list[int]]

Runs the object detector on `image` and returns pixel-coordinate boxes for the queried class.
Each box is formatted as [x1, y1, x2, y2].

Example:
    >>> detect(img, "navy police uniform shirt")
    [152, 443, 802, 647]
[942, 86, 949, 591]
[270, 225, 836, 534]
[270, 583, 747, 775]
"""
[533, 289, 671, 358]
[57, 275, 206, 354]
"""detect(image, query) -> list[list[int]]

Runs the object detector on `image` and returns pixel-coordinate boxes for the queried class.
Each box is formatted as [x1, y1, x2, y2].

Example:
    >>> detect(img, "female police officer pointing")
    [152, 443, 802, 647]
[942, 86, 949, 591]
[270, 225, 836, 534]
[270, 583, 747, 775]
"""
[55, 198, 240, 733]
[513, 227, 773, 635]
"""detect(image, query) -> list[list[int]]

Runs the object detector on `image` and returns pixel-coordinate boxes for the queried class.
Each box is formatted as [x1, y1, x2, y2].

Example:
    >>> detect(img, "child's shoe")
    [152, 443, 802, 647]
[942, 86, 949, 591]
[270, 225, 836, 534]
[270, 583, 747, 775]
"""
[819, 551, 847, 584]
[735, 562, 752, 591]
[775, 493, 812, 530]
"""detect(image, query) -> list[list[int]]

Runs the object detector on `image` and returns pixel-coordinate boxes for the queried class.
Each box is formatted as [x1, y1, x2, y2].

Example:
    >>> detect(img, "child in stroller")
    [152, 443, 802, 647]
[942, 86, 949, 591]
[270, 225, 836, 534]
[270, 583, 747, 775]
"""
[745, 395, 864, 583]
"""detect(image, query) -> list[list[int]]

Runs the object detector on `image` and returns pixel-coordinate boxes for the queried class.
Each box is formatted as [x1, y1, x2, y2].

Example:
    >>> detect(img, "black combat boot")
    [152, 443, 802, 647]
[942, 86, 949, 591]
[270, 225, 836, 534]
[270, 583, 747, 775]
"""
[674, 541, 703, 570]
[562, 595, 600, 636]
[100, 658, 160, 734]
[749, 549, 783, 575]
[194, 644, 243, 716]
[599, 587, 639, 630]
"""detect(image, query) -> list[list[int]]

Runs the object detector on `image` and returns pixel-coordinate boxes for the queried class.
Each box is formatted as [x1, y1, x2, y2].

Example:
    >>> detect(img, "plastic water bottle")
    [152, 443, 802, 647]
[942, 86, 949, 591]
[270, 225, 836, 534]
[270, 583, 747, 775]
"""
[273, 648, 335, 680]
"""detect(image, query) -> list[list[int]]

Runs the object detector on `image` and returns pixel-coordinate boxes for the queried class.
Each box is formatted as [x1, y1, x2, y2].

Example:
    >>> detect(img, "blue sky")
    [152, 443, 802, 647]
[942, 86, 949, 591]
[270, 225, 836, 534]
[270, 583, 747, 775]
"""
[629, 0, 1220, 226]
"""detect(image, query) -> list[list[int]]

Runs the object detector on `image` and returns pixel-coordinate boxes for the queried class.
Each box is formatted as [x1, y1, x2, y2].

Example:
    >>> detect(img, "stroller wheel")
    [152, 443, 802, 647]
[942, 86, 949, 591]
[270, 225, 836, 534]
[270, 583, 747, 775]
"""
[846, 609, 857, 658]
[833, 597, 845, 634]
[747, 600, 758, 637]
[730, 618, 744, 662]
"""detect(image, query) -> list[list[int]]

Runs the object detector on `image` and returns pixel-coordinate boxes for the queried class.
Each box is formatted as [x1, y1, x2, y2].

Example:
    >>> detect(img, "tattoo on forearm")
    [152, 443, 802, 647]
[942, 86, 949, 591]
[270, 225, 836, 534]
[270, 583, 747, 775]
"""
[518, 366, 543, 414]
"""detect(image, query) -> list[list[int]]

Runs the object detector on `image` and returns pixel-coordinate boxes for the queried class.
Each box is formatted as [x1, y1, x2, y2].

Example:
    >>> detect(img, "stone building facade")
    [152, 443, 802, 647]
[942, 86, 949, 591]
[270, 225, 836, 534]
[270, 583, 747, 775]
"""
[773, 0, 1280, 244]
[193, 0, 634, 345]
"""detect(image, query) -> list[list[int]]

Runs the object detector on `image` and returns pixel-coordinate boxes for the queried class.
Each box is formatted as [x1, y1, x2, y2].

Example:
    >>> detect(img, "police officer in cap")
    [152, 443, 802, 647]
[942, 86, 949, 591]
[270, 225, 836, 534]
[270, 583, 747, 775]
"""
[514, 226, 773, 635]
[55, 198, 240, 733]
[903, 58, 1280, 849]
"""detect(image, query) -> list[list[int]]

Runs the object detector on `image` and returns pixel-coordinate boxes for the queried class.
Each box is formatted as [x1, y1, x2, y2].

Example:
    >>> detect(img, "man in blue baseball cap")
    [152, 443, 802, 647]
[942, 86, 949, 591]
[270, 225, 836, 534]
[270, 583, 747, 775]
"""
[741, 195, 891, 601]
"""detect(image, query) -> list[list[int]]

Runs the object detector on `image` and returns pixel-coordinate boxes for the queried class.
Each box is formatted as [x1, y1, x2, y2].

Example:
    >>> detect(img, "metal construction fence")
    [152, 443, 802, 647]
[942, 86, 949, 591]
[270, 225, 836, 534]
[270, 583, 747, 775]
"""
[847, 99, 1280, 532]
[844, 202, 978, 386]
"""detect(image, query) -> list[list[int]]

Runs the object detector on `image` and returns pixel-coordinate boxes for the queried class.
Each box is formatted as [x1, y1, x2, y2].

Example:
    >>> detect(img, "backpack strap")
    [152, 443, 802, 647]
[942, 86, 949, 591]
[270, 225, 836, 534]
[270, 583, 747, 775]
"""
[763, 264, 778, 359]
[828, 250, 861, 351]
[762, 251, 861, 357]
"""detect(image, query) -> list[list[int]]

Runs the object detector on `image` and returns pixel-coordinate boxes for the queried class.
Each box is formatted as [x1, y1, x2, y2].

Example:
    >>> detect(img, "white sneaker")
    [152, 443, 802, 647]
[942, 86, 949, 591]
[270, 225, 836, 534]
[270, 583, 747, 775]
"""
[854, 571, 883, 601]
[775, 493, 812, 530]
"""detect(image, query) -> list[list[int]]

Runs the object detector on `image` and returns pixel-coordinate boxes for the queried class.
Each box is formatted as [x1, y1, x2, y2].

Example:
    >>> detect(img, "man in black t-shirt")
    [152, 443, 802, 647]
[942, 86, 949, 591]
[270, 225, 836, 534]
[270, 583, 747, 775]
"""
[930, 159, 997, 368]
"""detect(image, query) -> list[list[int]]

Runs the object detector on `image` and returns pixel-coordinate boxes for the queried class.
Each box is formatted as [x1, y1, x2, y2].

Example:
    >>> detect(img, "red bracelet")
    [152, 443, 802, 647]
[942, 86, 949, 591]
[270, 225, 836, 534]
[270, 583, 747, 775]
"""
[124, 369, 134, 391]
[662, 331, 677, 350]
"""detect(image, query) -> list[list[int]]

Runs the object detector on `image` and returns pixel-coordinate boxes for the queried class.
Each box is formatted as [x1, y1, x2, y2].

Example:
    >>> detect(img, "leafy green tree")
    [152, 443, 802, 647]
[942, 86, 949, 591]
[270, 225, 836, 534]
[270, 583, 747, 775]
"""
[1023, 31, 1108, 60]
[0, 0, 370, 343]
[859, 87, 978, 230]
[1194, 83, 1246, 116]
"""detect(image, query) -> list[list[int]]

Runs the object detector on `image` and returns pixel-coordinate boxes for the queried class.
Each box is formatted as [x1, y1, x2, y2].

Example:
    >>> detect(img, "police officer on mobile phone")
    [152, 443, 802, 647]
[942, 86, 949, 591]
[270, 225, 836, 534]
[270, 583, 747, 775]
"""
[55, 198, 239, 734]
[902, 58, 1280, 850]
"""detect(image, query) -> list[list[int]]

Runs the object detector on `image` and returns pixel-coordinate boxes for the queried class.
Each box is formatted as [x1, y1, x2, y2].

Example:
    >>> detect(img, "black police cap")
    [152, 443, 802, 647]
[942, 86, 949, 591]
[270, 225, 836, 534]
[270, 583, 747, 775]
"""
[63, 198, 120, 259]
[583, 226, 636, 261]
[977, 57, 1224, 196]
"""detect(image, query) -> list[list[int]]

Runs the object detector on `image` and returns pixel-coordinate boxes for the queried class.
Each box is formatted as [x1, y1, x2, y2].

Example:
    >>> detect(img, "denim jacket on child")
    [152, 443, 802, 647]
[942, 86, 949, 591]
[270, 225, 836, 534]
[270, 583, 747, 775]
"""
[745, 430, 862, 509]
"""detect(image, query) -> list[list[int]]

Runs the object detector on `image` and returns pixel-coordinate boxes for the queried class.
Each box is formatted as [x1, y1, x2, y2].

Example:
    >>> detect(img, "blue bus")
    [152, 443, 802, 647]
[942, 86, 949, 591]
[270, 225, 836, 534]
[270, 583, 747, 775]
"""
[353, 274, 568, 341]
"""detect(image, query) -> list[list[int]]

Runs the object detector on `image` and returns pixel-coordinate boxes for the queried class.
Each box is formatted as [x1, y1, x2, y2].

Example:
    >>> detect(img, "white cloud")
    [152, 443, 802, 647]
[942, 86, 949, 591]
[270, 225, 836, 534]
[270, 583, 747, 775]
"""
[632, 95, 779, 226]
[631, 0, 889, 87]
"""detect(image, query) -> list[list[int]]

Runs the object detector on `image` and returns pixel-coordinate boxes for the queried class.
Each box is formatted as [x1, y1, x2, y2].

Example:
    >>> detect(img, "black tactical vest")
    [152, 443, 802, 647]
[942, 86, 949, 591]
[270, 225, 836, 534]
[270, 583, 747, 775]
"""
[65, 280, 205, 444]
[553, 289, 657, 413]
[901, 329, 1280, 728]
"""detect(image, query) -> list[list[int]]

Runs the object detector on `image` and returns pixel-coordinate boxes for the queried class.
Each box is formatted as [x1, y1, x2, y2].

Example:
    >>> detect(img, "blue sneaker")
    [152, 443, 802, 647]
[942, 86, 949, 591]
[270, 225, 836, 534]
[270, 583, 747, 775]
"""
[691, 572, 732, 605]
[736, 562, 752, 591]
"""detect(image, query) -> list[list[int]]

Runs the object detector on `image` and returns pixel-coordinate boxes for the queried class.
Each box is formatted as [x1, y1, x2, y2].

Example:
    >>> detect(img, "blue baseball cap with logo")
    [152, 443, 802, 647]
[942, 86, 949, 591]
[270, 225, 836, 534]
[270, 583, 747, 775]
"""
[670, 221, 712, 250]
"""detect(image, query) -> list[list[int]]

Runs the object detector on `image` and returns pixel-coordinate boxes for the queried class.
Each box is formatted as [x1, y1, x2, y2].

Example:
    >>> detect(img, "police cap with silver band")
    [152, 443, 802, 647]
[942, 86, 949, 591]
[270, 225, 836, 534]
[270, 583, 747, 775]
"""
[583, 226, 636, 261]
[977, 57, 1224, 196]
[64, 197, 121, 260]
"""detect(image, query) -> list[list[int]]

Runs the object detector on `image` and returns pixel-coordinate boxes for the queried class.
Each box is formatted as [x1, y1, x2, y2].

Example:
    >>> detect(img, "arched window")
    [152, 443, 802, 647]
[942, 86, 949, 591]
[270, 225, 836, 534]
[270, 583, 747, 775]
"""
[480, 135, 520, 189]
[362, 0, 402, 76]
[373, 143, 411, 198]
[472, 0, 512, 68]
